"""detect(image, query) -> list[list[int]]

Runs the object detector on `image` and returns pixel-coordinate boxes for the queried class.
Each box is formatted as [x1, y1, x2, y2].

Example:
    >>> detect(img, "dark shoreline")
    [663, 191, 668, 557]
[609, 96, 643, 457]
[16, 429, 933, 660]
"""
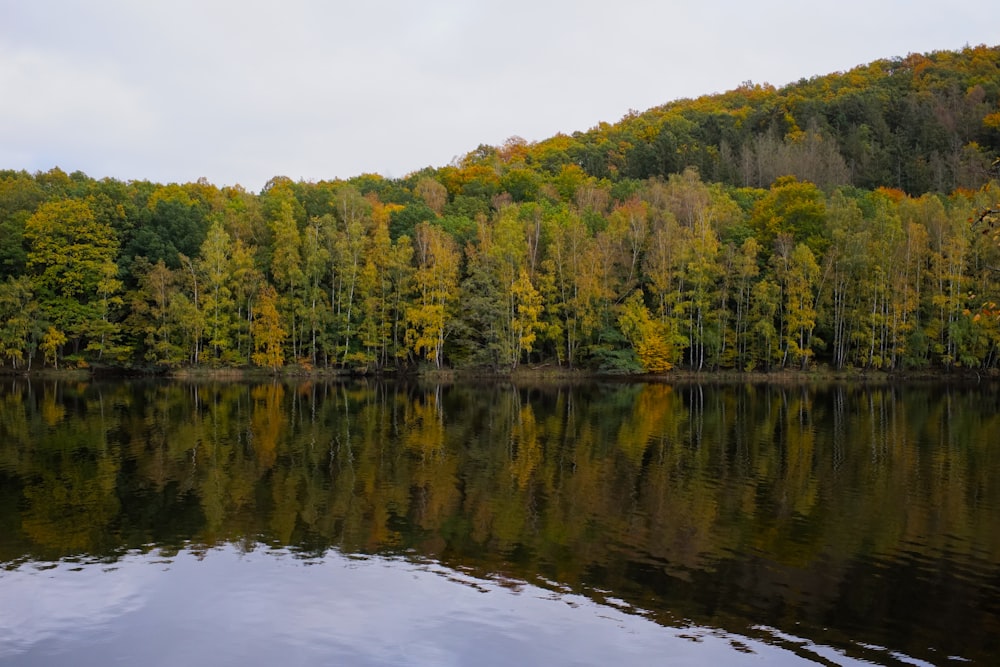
[3, 364, 998, 385]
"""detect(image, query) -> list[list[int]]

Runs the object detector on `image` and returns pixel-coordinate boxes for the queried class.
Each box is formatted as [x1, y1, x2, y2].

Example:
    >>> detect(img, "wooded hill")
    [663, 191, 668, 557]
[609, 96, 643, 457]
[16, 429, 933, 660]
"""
[2, 44, 1000, 374]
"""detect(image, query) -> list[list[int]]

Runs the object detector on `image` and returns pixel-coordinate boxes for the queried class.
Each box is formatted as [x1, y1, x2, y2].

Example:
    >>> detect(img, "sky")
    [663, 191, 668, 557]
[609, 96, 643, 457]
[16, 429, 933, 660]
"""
[2, 1, 997, 192]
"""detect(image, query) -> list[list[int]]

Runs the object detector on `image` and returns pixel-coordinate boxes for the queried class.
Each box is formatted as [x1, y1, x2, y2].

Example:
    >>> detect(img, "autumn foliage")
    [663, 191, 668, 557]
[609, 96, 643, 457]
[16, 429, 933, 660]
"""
[2, 45, 1000, 373]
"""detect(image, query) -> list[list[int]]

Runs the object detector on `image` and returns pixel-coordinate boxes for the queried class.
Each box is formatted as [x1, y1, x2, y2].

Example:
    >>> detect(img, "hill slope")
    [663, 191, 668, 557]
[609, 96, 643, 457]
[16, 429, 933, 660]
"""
[2, 45, 1000, 375]
[476, 44, 1000, 195]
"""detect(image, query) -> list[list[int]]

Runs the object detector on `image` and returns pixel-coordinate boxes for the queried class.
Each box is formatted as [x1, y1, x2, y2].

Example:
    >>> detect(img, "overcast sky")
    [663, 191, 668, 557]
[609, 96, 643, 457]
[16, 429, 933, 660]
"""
[2, 1, 996, 191]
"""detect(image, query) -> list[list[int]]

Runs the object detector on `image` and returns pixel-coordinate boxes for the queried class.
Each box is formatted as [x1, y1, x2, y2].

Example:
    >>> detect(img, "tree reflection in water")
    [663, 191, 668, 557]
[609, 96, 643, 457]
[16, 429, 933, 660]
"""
[0, 378, 997, 664]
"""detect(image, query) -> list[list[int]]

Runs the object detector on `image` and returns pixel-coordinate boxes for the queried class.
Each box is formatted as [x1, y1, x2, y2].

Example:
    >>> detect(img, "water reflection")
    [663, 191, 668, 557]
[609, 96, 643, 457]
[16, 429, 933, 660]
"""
[3, 545, 883, 667]
[0, 379, 998, 665]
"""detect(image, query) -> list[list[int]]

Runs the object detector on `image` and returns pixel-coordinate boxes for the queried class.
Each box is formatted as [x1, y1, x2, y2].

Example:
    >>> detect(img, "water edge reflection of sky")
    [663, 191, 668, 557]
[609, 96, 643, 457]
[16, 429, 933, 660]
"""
[0, 544, 882, 667]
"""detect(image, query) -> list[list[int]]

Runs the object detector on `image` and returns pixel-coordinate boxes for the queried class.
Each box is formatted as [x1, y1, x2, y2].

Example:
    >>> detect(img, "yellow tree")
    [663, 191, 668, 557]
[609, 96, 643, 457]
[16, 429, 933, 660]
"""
[749, 176, 827, 255]
[354, 199, 411, 369]
[643, 208, 688, 367]
[252, 285, 286, 371]
[40, 327, 66, 369]
[510, 268, 543, 365]
[917, 193, 969, 366]
[407, 222, 460, 368]
[618, 290, 673, 373]
[782, 242, 821, 368]
[822, 191, 869, 369]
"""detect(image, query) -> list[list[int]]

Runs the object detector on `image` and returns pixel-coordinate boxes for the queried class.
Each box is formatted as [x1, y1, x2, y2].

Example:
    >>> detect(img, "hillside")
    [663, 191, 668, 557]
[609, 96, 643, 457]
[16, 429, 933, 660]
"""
[1, 45, 1000, 375]
[520, 44, 1000, 194]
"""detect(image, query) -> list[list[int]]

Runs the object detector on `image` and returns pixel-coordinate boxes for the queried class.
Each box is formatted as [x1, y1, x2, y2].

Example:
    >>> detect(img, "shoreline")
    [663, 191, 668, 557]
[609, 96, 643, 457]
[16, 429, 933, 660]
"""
[3, 364, 998, 384]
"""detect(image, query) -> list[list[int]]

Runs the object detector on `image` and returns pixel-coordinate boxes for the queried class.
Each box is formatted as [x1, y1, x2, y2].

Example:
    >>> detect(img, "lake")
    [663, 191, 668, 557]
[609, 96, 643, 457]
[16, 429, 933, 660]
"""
[0, 378, 997, 665]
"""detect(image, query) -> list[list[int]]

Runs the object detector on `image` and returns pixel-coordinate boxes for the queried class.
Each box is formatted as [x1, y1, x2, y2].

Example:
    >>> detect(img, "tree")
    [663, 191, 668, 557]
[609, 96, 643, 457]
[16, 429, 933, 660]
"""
[24, 198, 122, 360]
[268, 196, 304, 360]
[0, 276, 40, 369]
[229, 239, 265, 365]
[197, 218, 236, 365]
[749, 176, 827, 255]
[407, 222, 460, 368]
[618, 290, 673, 373]
[124, 183, 209, 269]
[327, 186, 371, 365]
[510, 268, 543, 367]
[415, 177, 448, 216]
[731, 237, 761, 371]
[300, 216, 332, 366]
[541, 207, 604, 367]
[0, 170, 45, 280]
[467, 206, 544, 371]
[749, 279, 781, 370]
[40, 326, 67, 368]
[355, 202, 409, 369]
[917, 193, 969, 367]
[777, 241, 821, 368]
[643, 208, 688, 367]
[678, 211, 724, 369]
[127, 258, 186, 367]
[252, 285, 286, 371]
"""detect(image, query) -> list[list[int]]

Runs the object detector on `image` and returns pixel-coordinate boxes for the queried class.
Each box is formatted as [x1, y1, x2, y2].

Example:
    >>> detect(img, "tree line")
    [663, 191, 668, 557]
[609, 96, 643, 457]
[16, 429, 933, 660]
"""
[1, 45, 1000, 374]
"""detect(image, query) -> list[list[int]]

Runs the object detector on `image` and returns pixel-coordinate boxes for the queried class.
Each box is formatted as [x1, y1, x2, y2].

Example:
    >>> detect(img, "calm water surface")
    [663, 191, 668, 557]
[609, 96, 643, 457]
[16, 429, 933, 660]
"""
[0, 379, 997, 665]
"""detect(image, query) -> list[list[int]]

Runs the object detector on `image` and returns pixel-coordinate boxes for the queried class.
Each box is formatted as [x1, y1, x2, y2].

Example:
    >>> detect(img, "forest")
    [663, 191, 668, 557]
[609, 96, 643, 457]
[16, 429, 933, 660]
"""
[2, 44, 1000, 374]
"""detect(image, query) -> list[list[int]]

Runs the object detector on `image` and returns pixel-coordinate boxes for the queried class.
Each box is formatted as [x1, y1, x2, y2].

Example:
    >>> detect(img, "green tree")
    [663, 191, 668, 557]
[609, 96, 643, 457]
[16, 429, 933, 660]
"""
[197, 218, 236, 365]
[268, 196, 304, 361]
[124, 183, 209, 269]
[24, 198, 122, 361]
[126, 258, 186, 367]
[678, 213, 724, 369]
[749, 176, 827, 255]
[300, 216, 333, 366]
[643, 208, 688, 367]
[465, 207, 544, 371]
[821, 191, 868, 369]
[749, 278, 781, 370]
[229, 239, 265, 365]
[540, 207, 603, 367]
[0, 170, 45, 279]
[731, 237, 761, 371]
[0, 276, 40, 369]
[327, 186, 371, 365]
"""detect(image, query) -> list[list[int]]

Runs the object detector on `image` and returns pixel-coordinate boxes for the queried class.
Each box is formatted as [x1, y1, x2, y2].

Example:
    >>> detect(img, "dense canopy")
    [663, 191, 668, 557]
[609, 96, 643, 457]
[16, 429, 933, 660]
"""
[2, 45, 1000, 374]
